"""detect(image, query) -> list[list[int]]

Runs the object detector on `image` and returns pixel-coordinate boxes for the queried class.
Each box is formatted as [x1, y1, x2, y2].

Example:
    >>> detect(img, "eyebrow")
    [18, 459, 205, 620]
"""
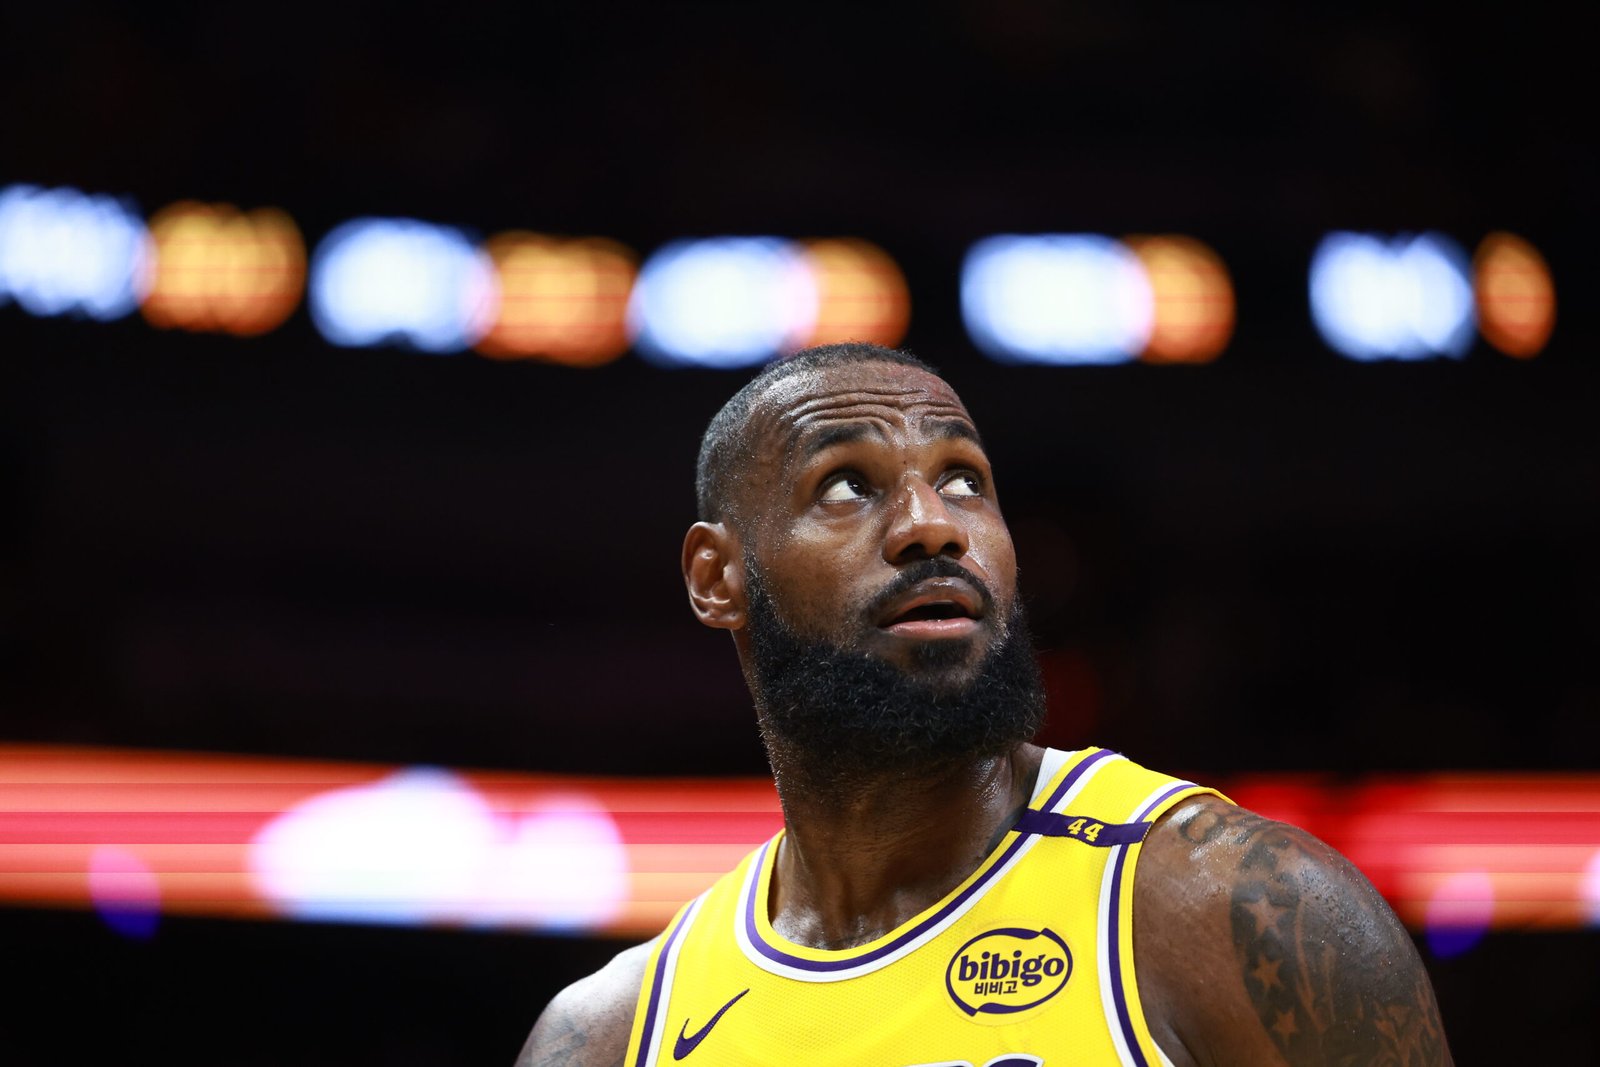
[794, 422, 884, 462]
[928, 418, 984, 447]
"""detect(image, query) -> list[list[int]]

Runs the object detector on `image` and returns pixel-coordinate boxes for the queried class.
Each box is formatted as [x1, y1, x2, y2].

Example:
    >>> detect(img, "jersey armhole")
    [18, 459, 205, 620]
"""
[623, 893, 708, 1067]
[1102, 781, 1224, 1067]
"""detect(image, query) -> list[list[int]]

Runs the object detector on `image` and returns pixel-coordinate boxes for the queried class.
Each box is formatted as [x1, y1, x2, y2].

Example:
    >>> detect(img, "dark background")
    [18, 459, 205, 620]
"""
[2, 3, 1595, 1063]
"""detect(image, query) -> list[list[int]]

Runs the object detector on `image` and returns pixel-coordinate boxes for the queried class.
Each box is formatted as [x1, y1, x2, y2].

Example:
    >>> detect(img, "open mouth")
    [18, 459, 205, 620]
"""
[888, 601, 974, 624]
[878, 579, 985, 638]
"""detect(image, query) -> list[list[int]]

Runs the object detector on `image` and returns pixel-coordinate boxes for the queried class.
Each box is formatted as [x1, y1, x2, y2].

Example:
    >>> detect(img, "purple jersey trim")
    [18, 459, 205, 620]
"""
[634, 898, 700, 1067]
[1012, 809, 1152, 846]
[742, 747, 1120, 973]
[1106, 781, 1196, 1067]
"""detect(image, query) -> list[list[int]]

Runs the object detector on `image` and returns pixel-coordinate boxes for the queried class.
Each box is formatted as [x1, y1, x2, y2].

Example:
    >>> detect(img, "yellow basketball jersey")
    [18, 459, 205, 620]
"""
[624, 747, 1223, 1067]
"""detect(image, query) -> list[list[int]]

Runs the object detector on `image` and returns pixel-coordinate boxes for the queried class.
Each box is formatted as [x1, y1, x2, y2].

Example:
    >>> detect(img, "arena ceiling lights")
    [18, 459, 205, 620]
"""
[960, 234, 1238, 365]
[626, 237, 911, 368]
[0, 181, 1560, 367]
[1309, 230, 1558, 361]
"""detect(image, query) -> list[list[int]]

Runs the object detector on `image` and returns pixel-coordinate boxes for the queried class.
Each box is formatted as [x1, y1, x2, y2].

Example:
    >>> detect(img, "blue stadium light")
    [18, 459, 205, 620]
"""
[1399, 234, 1476, 357]
[627, 237, 817, 369]
[308, 218, 495, 352]
[961, 235, 1153, 365]
[1309, 232, 1476, 361]
[0, 183, 149, 320]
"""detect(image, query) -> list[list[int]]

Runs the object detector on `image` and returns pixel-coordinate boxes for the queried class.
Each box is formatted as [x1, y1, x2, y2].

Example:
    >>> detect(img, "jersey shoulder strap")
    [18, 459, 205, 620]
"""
[623, 846, 763, 1067]
[1025, 746, 1229, 1066]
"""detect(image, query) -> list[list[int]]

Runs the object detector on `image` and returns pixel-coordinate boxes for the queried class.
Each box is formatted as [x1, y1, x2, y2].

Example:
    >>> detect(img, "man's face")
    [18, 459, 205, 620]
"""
[720, 360, 1043, 782]
[736, 359, 1020, 687]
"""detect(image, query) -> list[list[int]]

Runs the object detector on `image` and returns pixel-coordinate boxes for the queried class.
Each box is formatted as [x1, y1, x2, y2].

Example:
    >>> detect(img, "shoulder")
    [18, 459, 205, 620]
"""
[1131, 794, 1453, 1067]
[515, 937, 656, 1067]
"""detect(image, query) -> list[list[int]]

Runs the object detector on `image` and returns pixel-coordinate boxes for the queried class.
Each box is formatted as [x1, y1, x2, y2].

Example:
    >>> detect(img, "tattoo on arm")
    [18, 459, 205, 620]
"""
[1178, 802, 1450, 1066]
[516, 1005, 621, 1067]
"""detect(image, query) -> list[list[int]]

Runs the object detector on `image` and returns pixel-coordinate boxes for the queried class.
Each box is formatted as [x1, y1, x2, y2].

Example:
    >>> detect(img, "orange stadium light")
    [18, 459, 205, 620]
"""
[1125, 235, 1235, 364]
[139, 201, 305, 336]
[474, 232, 637, 367]
[796, 238, 911, 350]
[1473, 231, 1556, 359]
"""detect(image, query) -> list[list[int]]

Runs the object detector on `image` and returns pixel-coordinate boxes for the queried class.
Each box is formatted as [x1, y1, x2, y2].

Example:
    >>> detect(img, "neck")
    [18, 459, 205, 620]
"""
[765, 743, 1045, 950]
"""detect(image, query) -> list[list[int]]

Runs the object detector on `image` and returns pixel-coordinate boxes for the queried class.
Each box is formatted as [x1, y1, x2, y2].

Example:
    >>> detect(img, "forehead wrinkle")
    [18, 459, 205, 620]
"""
[779, 387, 970, 431]
[777, 397, 979, 461]
[746, 366, 974, 474]
[792, 385, 927, 407]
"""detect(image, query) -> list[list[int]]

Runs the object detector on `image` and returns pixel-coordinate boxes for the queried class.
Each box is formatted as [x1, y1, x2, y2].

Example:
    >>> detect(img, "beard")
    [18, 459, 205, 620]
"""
[743, 555, 1047, 796]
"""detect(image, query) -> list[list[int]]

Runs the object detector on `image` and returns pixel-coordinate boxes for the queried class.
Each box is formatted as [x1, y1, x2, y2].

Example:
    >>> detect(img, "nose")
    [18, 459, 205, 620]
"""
[883, 475, 969, 563]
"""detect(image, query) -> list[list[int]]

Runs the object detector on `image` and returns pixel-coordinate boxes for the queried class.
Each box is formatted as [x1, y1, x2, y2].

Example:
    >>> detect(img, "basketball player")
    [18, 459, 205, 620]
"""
[517, 343, 1451, 1066]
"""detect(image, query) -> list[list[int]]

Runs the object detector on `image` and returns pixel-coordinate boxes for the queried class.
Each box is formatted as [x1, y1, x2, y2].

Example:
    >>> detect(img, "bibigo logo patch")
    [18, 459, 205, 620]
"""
[945, 927, 1072, 1017]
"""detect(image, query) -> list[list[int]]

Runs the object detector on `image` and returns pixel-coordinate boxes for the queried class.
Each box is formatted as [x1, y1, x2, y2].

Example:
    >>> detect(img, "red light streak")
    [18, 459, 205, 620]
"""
[2, 744, 1594, 937]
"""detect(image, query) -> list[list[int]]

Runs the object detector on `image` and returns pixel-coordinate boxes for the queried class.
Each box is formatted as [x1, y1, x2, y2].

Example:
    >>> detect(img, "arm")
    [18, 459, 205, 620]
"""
[515, 938, 655, 1067]
[1134, 796, 1452, 1067]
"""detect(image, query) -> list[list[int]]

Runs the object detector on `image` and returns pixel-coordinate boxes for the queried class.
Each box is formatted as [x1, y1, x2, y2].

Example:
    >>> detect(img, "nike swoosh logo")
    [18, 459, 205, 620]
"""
[672, 988, 749, 1060]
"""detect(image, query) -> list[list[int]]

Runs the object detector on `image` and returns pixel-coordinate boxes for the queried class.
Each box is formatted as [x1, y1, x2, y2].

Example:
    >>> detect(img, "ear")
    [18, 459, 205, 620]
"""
[682, 521, 746, 630]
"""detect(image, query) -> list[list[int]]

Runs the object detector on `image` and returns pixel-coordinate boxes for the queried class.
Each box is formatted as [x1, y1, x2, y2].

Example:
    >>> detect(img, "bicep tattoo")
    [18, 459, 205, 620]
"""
[1181, 803, 1451, 1066]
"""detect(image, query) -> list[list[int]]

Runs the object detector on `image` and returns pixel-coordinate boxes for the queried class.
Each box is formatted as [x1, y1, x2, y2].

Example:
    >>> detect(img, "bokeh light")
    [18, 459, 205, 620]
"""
[309, 217, 496, 352]
[796, 238, 910, 349]
[1424, 869, 1494, 958]
[1309, 232, 1476, 360]
[140, 201, 305, 336]
[250, 769, 496, 925]
[249, 768, 627, 928]
[475, 232, 637, 367]
[1474, 231, 1556, 359]
[1126, 235, 1235, 364]
[1583, 850, 1600, 928]
[961, 235, 1153, 364]
[627, 237, 817, 368]
[0, 183, 150, 320]
[87, 845, 161, 940]
[468, 794, 628, 931]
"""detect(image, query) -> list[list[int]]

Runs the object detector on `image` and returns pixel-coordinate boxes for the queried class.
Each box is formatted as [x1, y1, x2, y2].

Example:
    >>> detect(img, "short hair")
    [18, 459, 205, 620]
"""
[695, 342, 939, 527]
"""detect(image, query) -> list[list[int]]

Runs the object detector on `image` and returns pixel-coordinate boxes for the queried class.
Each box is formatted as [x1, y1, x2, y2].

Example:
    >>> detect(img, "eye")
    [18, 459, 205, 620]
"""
[940, 472, 983, 498]
[819, 473, 870, 502]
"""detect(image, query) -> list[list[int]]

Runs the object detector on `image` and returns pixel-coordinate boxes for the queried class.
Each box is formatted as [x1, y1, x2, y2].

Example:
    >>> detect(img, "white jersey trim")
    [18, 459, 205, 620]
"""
[638, 892, 707, 1067]
[1097, 780, 1198, 1067]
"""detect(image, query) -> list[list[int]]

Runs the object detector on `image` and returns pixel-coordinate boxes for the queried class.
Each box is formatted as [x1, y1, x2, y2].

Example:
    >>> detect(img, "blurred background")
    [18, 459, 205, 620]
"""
[2, 2, 1595, 1063]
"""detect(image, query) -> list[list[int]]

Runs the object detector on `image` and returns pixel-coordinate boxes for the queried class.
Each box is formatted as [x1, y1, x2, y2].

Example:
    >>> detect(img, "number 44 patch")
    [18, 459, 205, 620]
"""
[1010, 810, 1152, 848]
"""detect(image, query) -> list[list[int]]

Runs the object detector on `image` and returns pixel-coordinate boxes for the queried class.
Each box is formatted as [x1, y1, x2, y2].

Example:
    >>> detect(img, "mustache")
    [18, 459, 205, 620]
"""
[864, 557, 997, 621]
